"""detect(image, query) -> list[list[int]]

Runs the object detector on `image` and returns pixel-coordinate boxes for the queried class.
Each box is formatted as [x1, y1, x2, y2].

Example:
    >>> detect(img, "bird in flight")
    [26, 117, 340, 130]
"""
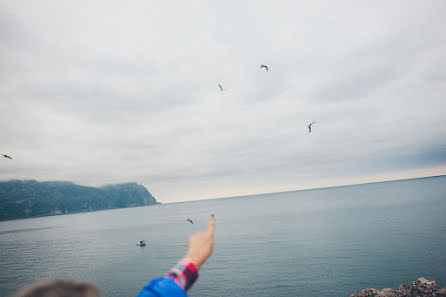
[260, 64, 269, 71]
[308, 122, 316, 133]
[2, 154, 12, 160]
[218, 83, 225, 92]
[186, 218, 193, 224]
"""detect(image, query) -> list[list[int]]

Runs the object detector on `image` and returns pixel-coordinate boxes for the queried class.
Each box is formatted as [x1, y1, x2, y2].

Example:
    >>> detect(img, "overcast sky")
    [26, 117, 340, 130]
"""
[1, 0, 445, 202]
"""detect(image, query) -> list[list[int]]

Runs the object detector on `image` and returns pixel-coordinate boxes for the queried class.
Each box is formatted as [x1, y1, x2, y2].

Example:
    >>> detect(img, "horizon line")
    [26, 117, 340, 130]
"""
[166, 174, 446, 204]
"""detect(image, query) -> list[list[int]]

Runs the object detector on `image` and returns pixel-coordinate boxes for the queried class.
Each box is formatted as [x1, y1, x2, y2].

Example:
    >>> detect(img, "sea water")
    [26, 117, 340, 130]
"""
[0, 176, 445, 297]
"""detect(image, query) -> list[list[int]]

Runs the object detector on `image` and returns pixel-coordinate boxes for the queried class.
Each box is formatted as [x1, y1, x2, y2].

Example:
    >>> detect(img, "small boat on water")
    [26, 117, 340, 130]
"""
[136, 240, 146, 246]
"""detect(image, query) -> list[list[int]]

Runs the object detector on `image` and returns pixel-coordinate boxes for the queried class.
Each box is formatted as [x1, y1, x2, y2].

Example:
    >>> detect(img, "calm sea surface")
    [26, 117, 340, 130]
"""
[1, 176, 445, 297]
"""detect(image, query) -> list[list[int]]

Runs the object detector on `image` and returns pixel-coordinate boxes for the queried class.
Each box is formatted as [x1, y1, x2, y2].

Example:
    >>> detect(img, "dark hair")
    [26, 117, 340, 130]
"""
[13, 279, 101, 297]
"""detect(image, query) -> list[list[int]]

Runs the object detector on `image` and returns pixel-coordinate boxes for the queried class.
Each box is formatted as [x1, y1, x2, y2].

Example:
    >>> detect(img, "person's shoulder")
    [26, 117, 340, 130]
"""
[137, 277, 188, 297]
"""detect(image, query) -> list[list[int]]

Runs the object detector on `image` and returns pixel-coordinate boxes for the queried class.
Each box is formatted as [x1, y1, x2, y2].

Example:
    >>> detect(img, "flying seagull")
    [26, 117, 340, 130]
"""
[218, 83, 225, 92]
[308, 122, 316, 133]
[260, 64, 269, 71]
[2, 154, 12, 160]
[186, 218, 193, 224]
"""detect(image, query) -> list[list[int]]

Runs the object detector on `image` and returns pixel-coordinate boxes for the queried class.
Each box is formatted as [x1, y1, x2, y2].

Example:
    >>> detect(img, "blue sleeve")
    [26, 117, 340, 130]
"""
[136, 276, 188, 297]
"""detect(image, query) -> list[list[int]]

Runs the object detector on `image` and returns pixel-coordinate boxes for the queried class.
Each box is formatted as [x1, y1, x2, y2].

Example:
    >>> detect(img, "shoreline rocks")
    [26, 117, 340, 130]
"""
[349, 278, 446, 297]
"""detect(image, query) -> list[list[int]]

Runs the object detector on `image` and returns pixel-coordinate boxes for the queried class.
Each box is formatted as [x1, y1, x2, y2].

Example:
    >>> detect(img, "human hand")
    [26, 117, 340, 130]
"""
[184, 214, 216, 269]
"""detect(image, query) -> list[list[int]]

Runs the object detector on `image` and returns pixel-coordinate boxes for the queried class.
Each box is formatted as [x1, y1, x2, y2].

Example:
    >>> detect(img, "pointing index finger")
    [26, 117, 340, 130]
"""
[208, 214, 216, 236]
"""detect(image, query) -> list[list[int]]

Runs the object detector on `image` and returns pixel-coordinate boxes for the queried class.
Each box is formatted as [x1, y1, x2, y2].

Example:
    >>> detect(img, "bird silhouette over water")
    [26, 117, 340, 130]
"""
[186, 218, 193, 224]
[260, 64, 268, 71]
[2, 154, 12, 160]
[218, 84, 225, 92]
[308, 122, 316, 133]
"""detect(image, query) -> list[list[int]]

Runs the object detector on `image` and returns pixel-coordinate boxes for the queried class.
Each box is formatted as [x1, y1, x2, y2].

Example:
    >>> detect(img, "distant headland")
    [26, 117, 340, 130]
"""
[0, 180, 159, 221]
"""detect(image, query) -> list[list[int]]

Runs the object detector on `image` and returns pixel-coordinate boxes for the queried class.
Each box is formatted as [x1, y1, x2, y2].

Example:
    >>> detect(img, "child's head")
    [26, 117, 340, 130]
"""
[13, 280, 100, 297]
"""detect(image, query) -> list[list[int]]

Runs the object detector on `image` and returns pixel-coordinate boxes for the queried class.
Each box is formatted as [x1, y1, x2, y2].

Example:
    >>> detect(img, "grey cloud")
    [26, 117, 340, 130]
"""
[1, 0, 446, 202]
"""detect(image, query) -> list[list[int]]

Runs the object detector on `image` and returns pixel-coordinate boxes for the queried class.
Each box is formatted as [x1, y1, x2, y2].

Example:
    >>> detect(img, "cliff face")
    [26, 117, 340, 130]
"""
[0, 180, 159, 221]
[349, 278, 446, 297]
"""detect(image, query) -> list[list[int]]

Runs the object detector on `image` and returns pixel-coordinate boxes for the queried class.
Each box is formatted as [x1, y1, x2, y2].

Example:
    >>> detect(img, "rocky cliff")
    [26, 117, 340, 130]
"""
[0, 180, 159, 221]
[349, 278, 446, 297]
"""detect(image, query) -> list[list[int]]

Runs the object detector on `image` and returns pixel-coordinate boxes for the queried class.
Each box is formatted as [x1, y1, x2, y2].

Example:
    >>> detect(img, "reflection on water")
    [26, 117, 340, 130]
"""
[0, 226, 56, 235]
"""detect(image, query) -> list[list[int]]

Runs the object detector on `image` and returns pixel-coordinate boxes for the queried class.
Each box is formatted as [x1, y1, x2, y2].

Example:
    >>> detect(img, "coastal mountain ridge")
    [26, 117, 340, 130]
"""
[0, 180, 159, 221]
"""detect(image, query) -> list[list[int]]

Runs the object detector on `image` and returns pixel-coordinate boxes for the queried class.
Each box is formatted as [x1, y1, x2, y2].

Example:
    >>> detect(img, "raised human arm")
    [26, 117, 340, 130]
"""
[137, 214, 216, 297]
[184, 214, 215, 269]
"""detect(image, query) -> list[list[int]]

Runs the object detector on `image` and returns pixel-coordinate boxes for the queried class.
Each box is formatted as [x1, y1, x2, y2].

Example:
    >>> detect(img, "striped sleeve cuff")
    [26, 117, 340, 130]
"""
[166, 258, 199, 291]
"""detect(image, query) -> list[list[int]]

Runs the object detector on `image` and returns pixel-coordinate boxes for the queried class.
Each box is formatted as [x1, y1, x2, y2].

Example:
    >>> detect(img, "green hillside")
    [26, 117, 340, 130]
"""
[0, 180, 159, 221]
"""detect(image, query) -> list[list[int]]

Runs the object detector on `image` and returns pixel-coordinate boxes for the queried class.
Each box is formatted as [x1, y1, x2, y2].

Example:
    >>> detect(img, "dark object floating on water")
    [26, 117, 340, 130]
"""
[2, 154, 12, 160]
[136, 240, 146, 246]
[218, 83, 225, 92]
[186, 218, 193, 224]
[260, 64, 268, 71]
[308, 122, 316, 133]
[348, 277, 446, 297]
